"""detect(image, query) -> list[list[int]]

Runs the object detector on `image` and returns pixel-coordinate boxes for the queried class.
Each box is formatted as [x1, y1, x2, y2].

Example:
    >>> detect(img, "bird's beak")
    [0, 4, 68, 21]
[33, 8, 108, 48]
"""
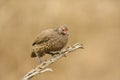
[62, 31, 69, 36]
[66, 31, 69, 36]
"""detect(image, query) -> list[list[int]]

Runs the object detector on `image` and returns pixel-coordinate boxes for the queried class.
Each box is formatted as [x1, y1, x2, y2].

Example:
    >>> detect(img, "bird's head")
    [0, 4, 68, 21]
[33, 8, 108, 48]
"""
[56, 25, 69, 36]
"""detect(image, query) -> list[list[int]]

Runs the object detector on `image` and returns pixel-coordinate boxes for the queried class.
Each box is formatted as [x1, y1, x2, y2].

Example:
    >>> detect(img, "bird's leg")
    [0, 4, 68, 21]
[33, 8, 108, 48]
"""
[48, 51, 67, 57]
[36, 53, 42, 64]
[33, 45, 42, 64]
[49, 45, 73, 57]
[48, 51, 60, 55]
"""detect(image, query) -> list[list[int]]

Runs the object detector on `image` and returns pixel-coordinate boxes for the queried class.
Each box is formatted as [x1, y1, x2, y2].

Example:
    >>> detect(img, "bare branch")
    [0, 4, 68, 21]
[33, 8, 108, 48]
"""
[22, 43, 83, 80]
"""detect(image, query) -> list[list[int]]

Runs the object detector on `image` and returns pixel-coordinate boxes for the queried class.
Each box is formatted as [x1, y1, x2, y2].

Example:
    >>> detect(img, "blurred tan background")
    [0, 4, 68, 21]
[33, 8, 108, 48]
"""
[0, 0, 120, 80]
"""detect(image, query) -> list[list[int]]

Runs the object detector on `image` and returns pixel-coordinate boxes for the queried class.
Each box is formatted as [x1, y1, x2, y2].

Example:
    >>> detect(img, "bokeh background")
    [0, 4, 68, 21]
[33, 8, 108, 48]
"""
[0, 0, 120, 80]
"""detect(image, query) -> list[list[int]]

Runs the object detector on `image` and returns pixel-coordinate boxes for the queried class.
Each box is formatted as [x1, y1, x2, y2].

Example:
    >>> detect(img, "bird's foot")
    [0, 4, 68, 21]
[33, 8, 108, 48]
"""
[63, 54, 67, 57]
[48, 51, 60, 56]
[49, 51, 67, 57]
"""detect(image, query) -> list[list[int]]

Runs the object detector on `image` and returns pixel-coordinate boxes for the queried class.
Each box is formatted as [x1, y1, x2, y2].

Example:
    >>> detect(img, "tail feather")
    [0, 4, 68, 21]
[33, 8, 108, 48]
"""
[31, 52, 36, 58]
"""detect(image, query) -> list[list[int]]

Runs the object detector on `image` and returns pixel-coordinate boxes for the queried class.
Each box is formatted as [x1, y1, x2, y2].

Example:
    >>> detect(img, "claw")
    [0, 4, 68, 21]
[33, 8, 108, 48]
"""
[63, 54, 67, 57]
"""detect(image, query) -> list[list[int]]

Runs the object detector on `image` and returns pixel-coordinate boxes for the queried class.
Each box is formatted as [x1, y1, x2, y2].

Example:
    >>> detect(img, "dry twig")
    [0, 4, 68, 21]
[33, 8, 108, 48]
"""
[22, 43, 83, 80]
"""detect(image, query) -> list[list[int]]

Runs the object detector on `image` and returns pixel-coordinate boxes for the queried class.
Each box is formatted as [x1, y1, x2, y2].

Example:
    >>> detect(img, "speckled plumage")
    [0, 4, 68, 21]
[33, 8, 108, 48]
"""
[31, 25, 69, 58]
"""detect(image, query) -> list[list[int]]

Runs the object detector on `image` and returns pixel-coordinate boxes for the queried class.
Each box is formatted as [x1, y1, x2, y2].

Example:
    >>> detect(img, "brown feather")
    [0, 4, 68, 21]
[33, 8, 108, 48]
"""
[31, 25, 69, 58]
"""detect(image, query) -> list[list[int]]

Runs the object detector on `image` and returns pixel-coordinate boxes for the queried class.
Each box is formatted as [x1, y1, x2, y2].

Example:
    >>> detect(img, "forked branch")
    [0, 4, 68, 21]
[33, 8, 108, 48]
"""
[22, 43, 83, 80]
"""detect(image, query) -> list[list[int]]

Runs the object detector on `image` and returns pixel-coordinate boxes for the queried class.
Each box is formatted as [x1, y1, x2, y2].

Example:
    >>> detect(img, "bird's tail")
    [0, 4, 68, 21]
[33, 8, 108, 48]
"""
[31, 51, 37, 58]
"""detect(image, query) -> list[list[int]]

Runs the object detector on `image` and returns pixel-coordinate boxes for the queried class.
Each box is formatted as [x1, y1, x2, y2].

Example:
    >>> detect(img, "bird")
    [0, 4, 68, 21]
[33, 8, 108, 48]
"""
[31, 25, 69, 63]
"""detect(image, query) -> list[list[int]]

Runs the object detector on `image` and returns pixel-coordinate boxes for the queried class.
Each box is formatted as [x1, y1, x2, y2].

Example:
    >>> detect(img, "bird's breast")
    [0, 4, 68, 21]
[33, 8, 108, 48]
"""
[35, 33, 68, 53]
[46, 34, 68, 51]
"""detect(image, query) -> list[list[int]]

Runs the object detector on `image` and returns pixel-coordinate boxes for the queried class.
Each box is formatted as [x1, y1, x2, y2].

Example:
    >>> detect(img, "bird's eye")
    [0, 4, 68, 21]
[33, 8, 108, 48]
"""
[62, 29, 65, 31]
[62, 28, 66, 32]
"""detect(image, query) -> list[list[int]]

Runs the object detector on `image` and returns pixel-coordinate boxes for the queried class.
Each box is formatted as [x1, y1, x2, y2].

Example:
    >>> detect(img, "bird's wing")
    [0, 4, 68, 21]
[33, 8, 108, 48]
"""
[32, 29, 53, 46]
